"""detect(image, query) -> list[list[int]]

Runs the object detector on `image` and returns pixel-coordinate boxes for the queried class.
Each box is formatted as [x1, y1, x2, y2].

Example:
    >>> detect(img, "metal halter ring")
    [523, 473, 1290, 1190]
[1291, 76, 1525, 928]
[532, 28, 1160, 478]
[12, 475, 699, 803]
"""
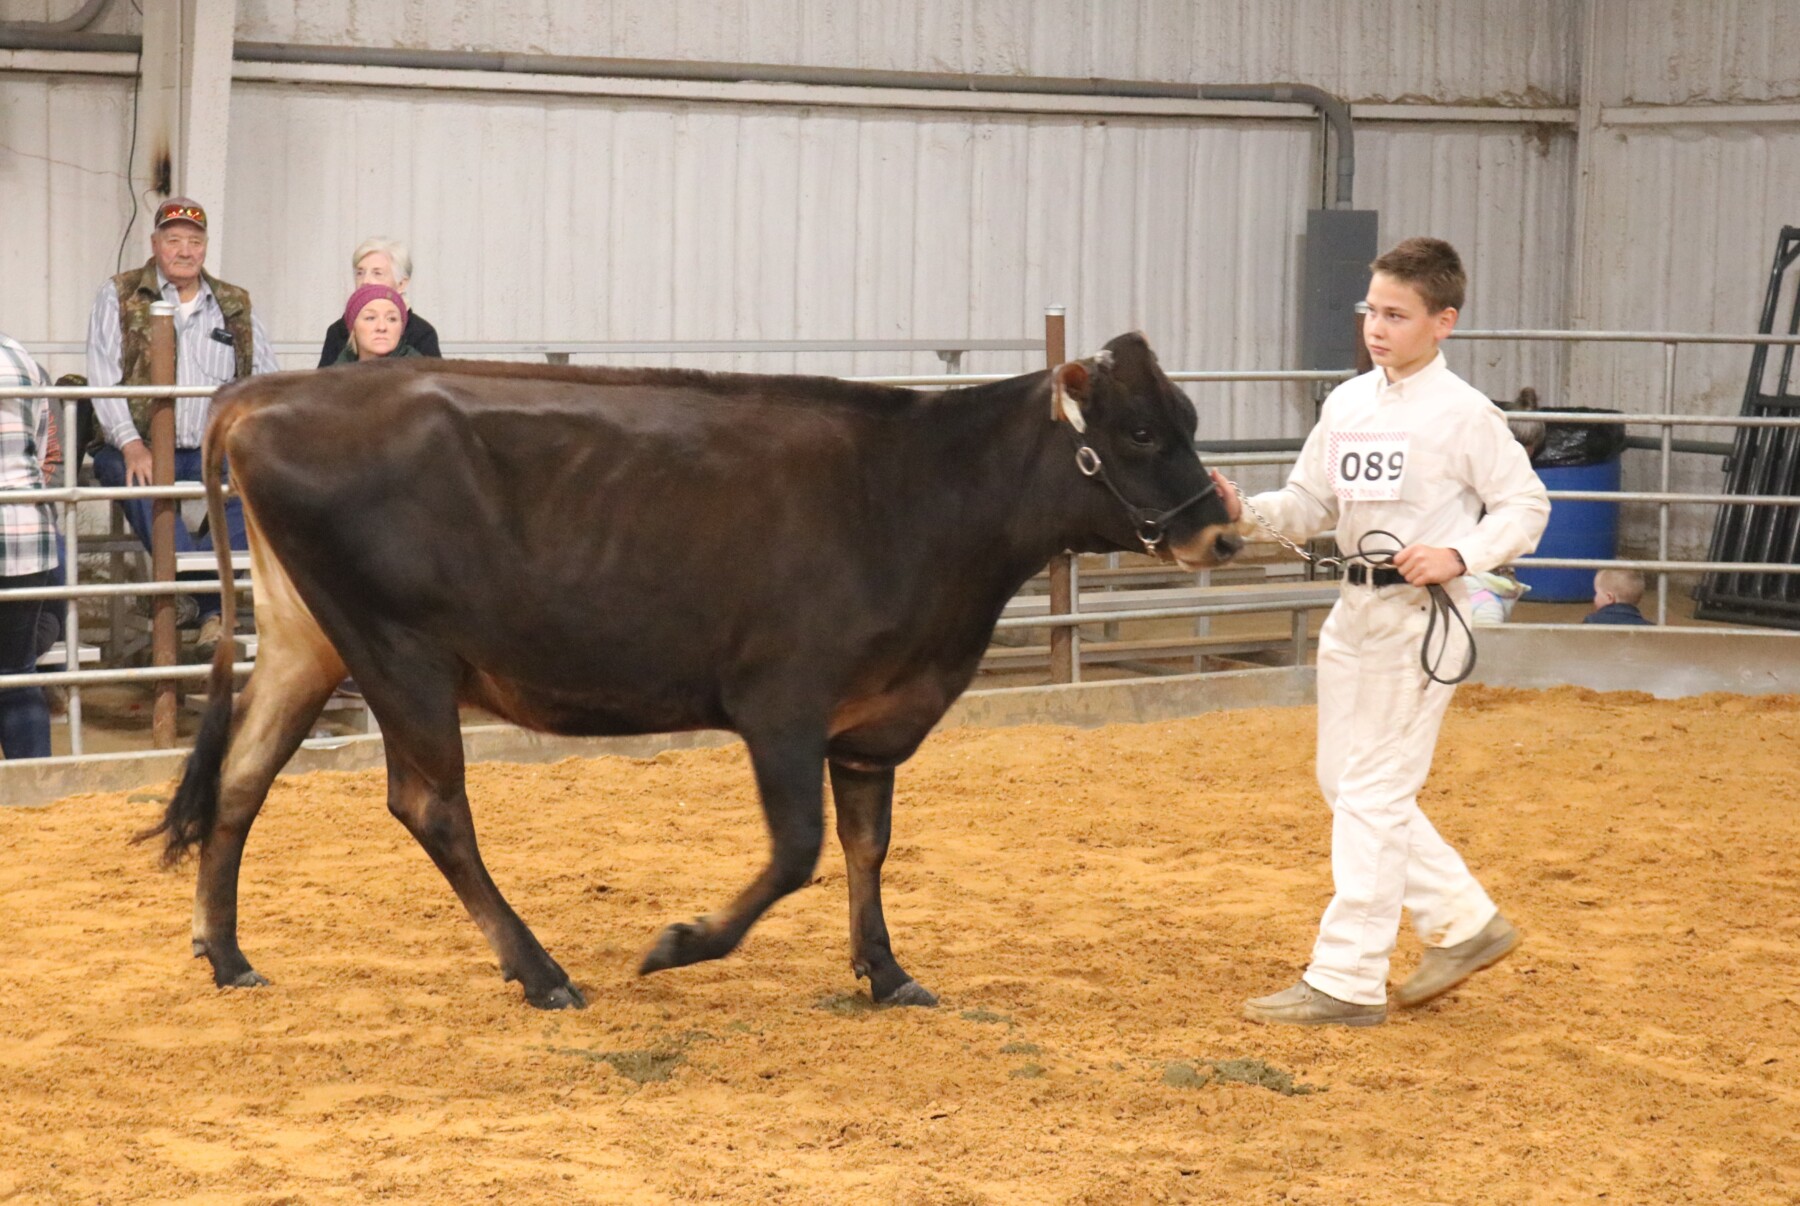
[1075, 446, 1103, 477]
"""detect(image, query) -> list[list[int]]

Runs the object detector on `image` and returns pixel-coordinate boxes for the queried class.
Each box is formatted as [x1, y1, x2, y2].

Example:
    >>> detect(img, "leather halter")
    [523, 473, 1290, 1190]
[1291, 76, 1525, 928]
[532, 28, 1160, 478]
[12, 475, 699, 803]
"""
[1069, 433, 1219, 555]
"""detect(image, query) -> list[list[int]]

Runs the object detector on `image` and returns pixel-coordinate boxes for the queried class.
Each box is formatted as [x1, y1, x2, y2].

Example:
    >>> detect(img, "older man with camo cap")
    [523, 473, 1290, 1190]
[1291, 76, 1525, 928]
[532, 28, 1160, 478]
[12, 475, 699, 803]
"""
[85, 196, 278, 660]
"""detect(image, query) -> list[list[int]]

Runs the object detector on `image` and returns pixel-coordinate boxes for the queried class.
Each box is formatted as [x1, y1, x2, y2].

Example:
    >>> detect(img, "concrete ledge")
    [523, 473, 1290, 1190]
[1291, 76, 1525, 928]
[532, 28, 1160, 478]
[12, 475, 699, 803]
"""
[1468, 625, 1800, 698]
[0, 665, 1313, 810]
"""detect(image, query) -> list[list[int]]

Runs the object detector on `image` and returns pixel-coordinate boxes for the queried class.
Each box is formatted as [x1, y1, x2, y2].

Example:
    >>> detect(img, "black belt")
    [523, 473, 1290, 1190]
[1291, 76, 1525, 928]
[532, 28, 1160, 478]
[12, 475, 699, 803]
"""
[1345, 564, 1407, 588]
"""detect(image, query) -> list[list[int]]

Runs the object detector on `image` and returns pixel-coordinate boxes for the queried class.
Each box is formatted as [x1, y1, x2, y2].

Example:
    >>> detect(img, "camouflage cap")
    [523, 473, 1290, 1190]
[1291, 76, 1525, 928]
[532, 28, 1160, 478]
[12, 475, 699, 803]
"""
[153, 197, 207, 231]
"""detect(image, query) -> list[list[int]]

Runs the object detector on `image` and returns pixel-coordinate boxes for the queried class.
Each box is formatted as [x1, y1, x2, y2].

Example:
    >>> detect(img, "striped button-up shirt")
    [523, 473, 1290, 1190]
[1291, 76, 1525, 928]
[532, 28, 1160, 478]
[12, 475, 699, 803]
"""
[86, 270, 278, 449]
[0, 332, 59, 577]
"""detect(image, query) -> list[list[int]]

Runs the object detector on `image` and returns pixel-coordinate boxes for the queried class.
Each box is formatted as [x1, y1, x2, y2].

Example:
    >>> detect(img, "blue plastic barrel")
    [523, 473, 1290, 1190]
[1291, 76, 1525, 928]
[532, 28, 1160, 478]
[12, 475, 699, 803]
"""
[1514, 457, 1621, 602]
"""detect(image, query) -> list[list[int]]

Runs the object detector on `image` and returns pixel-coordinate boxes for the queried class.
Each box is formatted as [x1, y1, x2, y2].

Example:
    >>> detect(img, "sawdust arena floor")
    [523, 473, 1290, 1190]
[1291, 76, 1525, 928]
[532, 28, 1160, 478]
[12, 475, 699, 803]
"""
[1, 685, 1797, 1204]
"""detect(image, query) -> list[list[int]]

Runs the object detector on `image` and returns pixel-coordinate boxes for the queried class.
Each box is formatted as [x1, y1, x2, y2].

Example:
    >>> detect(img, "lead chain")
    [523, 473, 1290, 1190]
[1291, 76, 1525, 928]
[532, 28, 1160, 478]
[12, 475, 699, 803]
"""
[1225, 477, 1343, 573]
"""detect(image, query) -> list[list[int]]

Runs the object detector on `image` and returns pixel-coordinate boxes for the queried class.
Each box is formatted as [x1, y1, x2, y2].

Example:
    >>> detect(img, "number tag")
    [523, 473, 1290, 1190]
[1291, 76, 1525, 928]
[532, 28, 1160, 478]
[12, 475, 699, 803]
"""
[1327, 431, 1411, 502]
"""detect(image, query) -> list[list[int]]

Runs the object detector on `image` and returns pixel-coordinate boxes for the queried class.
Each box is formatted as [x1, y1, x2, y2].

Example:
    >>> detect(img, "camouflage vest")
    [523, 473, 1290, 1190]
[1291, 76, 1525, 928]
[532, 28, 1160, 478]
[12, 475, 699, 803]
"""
[110, 259, 255, 432]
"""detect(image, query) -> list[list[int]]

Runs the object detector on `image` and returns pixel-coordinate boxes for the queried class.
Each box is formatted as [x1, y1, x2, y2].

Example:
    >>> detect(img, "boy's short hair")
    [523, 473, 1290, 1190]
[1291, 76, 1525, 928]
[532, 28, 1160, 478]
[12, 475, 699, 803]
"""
[1370, 237, 1465, 314]
[1595, 568, 1646, 605]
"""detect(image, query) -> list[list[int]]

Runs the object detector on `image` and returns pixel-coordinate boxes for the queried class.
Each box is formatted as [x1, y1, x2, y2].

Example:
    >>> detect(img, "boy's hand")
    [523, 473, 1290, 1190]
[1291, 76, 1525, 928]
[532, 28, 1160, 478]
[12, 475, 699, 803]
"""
[1392, 544, 1465, 586]
[1209, 469, 1241, 521]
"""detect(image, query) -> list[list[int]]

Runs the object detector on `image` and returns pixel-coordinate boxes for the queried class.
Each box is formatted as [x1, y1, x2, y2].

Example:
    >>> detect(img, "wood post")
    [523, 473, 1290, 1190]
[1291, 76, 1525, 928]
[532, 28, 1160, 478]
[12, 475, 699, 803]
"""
[1046, 307, 1075, 684]
[149, 302, 178, 748]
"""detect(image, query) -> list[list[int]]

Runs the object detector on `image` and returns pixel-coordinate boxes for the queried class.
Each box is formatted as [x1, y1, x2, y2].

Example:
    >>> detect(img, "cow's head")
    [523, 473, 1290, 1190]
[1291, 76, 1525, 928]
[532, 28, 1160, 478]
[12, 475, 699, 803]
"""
[1052, 332, 1242, 569]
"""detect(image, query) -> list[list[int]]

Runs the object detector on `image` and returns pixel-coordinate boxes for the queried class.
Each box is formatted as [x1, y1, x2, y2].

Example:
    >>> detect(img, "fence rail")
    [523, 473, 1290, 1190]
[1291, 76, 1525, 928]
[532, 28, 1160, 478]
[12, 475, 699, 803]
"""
[7, 326, 1800, 762]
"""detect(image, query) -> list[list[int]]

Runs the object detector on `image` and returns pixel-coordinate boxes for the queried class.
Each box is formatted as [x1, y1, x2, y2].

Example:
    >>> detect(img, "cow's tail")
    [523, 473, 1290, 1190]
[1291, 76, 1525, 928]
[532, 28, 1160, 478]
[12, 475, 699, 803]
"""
[135, 397, 246, 867]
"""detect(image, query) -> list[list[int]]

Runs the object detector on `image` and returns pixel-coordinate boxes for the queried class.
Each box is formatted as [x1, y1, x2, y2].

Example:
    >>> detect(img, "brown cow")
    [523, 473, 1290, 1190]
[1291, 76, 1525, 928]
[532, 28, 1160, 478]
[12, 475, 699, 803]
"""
[142, 333, 1242, 1009]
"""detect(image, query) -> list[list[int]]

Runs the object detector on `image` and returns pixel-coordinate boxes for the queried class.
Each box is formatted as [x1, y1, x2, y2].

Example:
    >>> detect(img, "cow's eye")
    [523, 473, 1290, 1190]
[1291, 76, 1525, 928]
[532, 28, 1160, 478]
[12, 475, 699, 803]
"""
[1129, 427, 1156, 447]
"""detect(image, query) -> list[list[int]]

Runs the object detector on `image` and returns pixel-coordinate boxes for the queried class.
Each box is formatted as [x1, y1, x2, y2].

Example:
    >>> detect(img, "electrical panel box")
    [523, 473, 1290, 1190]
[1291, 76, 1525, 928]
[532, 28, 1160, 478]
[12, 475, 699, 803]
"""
[1300, 208, 1379, 370]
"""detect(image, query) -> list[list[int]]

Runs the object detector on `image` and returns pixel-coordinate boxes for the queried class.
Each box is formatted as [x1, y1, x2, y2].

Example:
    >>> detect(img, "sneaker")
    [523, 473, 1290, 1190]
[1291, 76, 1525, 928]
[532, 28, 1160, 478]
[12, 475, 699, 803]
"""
[191, 614, 245, 663]
[1393, 914, 1521, 1008]
[1243, 981, 1386, 1028]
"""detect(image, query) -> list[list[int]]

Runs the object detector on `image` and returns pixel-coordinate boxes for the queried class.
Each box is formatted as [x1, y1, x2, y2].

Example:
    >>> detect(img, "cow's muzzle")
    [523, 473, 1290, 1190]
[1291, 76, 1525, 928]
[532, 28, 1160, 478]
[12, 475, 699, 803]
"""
[1072, 440, 1220, 558]
[1172, 526, 1244, 570]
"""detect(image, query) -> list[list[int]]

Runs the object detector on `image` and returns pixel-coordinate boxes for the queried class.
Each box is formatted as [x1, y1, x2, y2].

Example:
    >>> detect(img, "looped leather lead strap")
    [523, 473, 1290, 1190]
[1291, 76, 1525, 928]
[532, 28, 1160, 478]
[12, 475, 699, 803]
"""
[1231, 476, 1477, 688]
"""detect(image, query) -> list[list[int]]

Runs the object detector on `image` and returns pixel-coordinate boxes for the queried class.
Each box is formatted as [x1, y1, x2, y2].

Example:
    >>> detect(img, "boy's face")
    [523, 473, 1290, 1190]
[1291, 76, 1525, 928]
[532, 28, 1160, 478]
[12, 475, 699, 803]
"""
[1361, 272, 1457, 380]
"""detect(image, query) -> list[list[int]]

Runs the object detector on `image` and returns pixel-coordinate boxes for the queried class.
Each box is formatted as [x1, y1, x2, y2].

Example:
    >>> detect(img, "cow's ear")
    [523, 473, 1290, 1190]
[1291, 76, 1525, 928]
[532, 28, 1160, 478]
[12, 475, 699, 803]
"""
[1052, 360, 1090, 432]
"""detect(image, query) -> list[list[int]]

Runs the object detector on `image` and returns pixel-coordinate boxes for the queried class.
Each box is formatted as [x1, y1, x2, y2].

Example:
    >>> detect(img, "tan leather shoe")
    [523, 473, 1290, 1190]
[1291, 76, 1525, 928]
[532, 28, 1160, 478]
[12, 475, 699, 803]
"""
[191, 614, 245, 664]
[1243, 981, 1386, 1027]
[1394, 914, 1520, 1008]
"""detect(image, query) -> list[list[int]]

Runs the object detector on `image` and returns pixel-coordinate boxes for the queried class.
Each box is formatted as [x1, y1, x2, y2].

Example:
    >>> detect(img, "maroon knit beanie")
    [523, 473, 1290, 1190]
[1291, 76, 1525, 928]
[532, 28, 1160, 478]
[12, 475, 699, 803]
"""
[343, 284, 408, 332]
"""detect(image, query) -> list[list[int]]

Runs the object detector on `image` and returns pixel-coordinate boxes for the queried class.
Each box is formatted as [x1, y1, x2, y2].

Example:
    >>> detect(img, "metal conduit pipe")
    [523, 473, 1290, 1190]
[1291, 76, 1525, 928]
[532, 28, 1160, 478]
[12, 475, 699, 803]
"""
[0, 27, 1356, 204]
[1196, 84, 1354, 207]
[0, 0, 113, 35]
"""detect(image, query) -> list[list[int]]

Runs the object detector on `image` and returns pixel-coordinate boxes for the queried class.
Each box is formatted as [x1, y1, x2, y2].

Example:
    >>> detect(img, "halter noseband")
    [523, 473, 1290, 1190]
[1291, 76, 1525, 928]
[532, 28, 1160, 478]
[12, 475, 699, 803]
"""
[1070, 435, 1219, 554]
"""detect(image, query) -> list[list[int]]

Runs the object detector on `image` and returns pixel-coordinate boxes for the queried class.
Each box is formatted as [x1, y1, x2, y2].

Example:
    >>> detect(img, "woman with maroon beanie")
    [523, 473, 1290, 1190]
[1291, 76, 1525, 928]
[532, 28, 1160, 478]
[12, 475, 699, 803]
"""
[317, 237, 440, 366]
[333, 284, 421, 364]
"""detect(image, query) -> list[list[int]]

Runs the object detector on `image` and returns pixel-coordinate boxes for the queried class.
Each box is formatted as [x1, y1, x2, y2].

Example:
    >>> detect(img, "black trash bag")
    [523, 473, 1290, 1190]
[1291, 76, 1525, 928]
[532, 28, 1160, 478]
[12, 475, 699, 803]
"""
[1531, 407, 1628, 469]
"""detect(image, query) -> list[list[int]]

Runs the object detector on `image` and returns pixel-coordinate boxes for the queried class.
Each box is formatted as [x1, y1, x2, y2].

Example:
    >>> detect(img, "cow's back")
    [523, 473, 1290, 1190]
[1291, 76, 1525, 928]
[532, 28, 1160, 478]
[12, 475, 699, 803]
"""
[218, 360, 1010, 735]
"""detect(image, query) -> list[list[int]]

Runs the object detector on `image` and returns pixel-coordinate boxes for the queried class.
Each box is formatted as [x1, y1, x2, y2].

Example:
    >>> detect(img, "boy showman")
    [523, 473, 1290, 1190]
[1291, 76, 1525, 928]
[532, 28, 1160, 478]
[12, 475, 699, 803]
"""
[1213, 237, 1551, 1026]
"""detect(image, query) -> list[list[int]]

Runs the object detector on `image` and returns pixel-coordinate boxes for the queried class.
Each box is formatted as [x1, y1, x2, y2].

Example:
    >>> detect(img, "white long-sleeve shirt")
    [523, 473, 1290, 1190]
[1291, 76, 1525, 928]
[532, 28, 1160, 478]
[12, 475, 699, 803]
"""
[85, 271, 278, 450]
[1241, 353, 1550, 574]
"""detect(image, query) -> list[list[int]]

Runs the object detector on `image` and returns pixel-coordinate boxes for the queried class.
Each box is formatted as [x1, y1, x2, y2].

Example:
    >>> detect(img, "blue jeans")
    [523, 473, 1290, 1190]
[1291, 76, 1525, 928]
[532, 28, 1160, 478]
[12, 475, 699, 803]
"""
[92, 444, 248, 620]
[0, 569, 52, 759]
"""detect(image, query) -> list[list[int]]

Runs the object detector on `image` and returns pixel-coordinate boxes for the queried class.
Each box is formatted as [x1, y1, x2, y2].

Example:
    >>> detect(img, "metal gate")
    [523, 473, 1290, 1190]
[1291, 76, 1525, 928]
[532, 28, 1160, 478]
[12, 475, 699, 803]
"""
[1696, 226, 1800, 627]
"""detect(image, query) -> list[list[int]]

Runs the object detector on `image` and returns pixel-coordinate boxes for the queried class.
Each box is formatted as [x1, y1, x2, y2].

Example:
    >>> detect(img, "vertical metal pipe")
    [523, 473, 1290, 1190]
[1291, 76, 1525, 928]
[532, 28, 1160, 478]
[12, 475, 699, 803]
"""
[1291, 605, 1308, 666]
[1067, 553, 1082, 684]
[1657, 342, 1674, 624]
[1045, 307, 1073, 684]
[61, 398, 82, 755]
[149, 303, 178, 747]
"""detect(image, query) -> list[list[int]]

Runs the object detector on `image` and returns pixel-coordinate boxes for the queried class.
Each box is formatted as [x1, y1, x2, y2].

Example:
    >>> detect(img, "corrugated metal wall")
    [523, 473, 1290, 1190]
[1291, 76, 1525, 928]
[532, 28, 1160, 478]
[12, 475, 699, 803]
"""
[0, 70, 136, 374]
[1569, 0, 1800, 556]
[8, 0, 1716, 526]
[228, 0, 1578, 104]
[1589, 0, 1800, 105]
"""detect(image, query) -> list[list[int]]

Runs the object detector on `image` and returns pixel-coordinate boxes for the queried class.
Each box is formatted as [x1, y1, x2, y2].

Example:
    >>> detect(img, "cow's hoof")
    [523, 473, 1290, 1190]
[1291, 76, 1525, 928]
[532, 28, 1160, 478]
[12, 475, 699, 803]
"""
[528, 982, 587, 1011]
[877, 978, 939, 1008]
[638, 921, 710, 975]
[217, 969, 270, 990]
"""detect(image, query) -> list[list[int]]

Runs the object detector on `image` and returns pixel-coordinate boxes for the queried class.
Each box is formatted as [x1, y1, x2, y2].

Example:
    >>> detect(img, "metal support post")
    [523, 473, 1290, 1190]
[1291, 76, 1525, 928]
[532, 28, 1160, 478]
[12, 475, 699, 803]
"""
[149, 302, 178, 748]
[61, 399, 83, 755]
[1657, 342, 1675, 624]
[1045, 307, 1075, 683]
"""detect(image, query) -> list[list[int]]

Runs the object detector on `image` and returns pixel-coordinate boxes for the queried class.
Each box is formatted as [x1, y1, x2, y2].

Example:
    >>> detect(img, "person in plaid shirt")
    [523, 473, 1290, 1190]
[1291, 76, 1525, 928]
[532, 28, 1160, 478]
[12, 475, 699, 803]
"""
[0, 331, 59, 759]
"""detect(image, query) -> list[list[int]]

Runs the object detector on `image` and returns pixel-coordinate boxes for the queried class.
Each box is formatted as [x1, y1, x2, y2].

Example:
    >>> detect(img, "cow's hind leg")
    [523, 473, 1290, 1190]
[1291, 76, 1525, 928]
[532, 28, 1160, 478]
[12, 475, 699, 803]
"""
[192, 608, 344, 988]
[640, 726, 827, 975]
[827, 762, 936, 1006]
[365, 657, 583, 1010]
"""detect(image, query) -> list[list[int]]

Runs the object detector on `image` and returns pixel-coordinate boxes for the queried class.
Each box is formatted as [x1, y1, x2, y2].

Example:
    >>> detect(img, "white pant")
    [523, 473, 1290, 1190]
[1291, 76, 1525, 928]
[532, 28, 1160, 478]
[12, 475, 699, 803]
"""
[1301, 581, 1497, 1006]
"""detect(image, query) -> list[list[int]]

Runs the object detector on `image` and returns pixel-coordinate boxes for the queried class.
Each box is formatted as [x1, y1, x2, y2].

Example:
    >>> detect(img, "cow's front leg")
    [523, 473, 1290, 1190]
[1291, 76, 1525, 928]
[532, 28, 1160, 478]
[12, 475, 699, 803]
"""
[827, 761, 936, 1006]
[379, 729, 584, 1011]
[640, 726, 827, 975]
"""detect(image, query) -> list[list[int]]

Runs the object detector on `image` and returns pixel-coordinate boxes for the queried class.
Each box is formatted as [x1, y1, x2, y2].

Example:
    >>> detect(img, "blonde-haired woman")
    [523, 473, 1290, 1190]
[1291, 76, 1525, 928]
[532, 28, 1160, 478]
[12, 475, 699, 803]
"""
[317, 236, 441, 366]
